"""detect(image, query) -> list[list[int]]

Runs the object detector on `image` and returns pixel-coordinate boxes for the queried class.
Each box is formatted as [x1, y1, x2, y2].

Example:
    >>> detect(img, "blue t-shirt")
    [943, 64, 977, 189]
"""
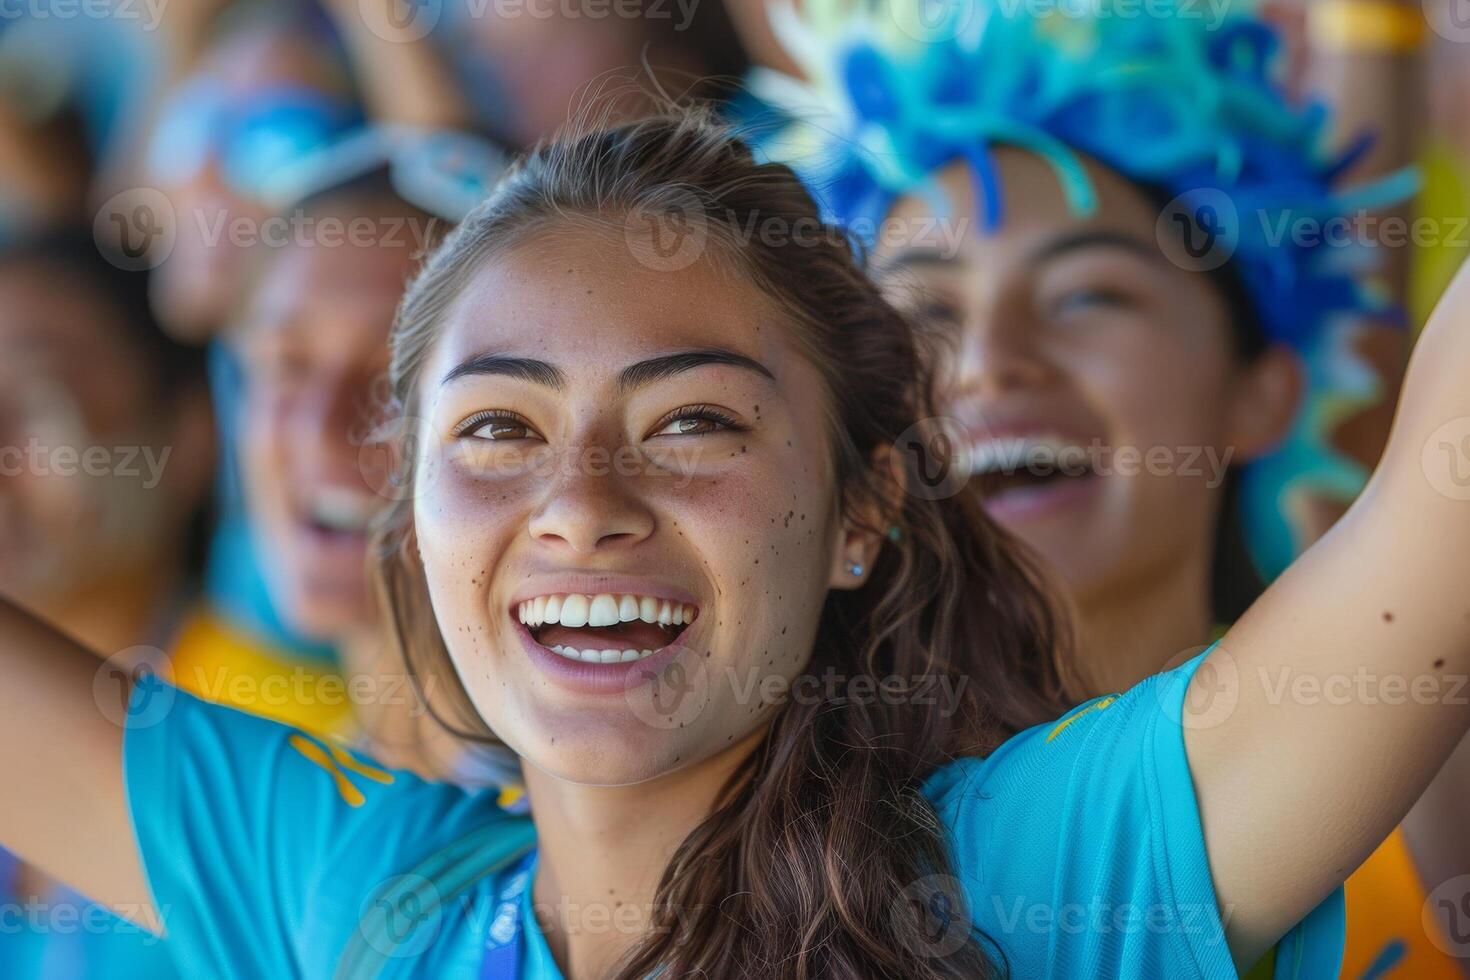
[122, 652, 1344, 978]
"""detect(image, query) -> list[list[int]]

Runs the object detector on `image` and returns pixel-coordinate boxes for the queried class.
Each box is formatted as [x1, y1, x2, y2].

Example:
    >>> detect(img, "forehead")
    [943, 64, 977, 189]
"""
[250, 239, 414, 323]
[0, 266, 135, 360]
[881, 148, 1164, 269]
[428, 226, 794, 381]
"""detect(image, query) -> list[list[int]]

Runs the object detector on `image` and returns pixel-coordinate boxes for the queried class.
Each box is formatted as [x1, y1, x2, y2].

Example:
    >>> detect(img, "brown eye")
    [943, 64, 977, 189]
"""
[482, 421, 528, 439]
[673, 417, 718, 435]
[650, 405, 742, 437]
[454, 410, 539, 441]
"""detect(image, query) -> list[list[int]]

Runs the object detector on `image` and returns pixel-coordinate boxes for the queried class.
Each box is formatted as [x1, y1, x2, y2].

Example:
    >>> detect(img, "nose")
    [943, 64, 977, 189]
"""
[951, 300, 1053, 400]
[293, 370, 371, 472]
[527, 447, 656, 555]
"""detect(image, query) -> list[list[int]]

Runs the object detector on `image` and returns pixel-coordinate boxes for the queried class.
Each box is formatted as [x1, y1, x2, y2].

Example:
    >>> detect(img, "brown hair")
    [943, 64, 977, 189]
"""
[372, 106, 1073, 978]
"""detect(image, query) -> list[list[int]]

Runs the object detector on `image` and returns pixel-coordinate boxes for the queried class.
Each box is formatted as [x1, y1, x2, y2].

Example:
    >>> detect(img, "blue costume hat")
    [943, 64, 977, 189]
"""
[750, 0, 1418, 580]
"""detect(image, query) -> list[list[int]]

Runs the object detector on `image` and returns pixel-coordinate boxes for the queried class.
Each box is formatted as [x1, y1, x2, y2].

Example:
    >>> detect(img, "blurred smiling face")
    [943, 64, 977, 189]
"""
[236, 232, 418, 639]
[410, 225, 849, 786]
[0, 265, 188, 602]
[878, 149, 1296, 605]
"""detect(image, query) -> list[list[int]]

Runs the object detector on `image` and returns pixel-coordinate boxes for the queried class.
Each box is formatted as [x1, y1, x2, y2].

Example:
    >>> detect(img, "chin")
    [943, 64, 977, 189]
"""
[505, 704, 705, 787]
[281, 590, 371, 643]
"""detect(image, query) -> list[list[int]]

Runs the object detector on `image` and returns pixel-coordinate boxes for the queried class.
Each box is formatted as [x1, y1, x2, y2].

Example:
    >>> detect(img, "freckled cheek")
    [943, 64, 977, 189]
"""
[414, 463, 526, 618]
[659, 463, 833, 646]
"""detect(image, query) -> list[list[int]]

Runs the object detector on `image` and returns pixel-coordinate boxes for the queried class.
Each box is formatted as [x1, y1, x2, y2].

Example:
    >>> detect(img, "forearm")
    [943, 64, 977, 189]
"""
[0, 597, 156, 928]
[1190, 255, 1470, 966]
[331, 3, 472, 129]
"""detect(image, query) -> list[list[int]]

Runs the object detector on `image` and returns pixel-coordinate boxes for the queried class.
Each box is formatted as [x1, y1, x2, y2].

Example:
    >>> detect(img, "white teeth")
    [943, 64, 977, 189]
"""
[309, 487, 377, 532]
[965, 434, 1081, 477]
[547, 644, 656, 664]
[587, 594, 619, 628]
[559, 594, 590, 628]
[519, 592, 700, 637]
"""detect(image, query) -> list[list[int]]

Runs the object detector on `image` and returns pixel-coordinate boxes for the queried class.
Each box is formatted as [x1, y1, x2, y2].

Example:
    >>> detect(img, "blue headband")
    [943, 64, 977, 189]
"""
[751, 0, 1419, 580]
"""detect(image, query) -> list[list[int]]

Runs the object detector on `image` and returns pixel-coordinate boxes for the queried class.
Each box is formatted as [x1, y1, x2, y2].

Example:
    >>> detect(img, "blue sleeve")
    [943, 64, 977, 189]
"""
[121, 673, 520, 977]
[923, 650, 1345, 980]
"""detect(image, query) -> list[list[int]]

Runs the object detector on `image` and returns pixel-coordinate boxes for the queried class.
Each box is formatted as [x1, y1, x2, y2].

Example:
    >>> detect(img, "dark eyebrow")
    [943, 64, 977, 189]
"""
[617, 348, 775, 393]
[442, 354, 565, 389]
[873, 229, 1166, 275]
[1026, 229, 1165, 266]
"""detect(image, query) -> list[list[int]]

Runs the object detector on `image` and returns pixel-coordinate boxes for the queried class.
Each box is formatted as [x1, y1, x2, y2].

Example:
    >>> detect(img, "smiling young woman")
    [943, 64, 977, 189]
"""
[4, 108, 1470, 980]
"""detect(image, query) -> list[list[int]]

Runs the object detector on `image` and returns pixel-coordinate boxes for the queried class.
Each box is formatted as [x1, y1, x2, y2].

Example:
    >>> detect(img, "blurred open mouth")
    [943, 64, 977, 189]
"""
[516, 592, 698, 664]
[295, 486, 378, 547]
[965, 434, 1101, 516]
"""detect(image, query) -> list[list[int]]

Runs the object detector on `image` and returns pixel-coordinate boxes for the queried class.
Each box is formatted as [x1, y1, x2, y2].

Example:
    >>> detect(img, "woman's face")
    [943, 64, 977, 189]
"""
[412, 226, 854, 786]
[236, 236, 415, 640]
[0, 266, 205, 604]
[878, 150, 1295, 606]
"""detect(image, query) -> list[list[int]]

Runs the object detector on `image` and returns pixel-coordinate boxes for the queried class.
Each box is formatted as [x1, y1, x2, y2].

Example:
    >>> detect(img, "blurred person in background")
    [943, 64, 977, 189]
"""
[115, 1, 367, 670]
[438, 0, 749, 148]
[136, 1, 362, 341]
[0, 229, 206, 979]
[757, 1, 1466, 976]
[224, 138, 520, 785]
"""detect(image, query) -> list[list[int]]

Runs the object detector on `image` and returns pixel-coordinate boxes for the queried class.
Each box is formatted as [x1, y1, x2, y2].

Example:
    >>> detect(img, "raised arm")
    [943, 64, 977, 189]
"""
[0, 598, 157, 929]
[1191, 257, 1470, 968]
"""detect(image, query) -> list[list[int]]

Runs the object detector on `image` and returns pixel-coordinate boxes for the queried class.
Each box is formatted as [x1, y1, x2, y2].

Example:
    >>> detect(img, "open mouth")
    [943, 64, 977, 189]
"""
[516, 593, 698, 664]
[966, 434, 1098, 501]
[299, 486, 378, 539]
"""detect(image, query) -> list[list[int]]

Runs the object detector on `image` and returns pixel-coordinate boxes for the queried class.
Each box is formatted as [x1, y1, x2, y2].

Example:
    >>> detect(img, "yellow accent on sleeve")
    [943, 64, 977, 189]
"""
[289, 734, 368, 807]
[328, 742, 394, 785]
[1045, 695, 1118, 744]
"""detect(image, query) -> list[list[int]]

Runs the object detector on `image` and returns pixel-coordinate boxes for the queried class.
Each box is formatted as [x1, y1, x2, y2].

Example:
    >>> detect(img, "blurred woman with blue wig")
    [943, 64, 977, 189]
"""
[750, 0, 1464, 975]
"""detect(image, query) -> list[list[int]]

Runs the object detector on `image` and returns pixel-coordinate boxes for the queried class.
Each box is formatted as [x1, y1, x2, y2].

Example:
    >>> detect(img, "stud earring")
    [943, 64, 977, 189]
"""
[846, 560, 864, 577]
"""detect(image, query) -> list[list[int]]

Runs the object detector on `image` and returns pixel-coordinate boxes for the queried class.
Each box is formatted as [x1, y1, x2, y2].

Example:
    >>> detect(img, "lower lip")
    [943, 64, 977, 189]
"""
[982, 474, 1101, 524]
[295, 522, 368, 556]
[513, 620, 688, 697]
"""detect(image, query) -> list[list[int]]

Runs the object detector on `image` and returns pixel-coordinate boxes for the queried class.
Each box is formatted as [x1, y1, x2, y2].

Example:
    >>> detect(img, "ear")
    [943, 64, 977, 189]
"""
[827, 446, 901, 590]
[1224, 343, 1302, 463]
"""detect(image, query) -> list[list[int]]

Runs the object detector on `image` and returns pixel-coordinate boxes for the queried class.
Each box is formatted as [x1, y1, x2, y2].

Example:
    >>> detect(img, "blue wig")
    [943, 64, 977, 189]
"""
[750, 0, 1419, 580]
